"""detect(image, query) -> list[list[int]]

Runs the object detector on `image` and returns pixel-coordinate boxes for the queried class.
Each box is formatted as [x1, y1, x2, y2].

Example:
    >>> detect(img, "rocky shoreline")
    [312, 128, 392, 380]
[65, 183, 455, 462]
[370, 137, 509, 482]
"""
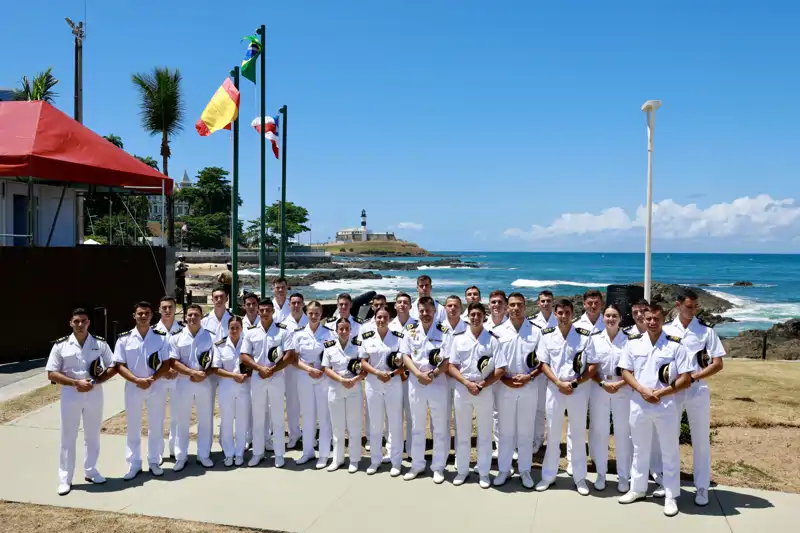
[723, 319, 800, 361]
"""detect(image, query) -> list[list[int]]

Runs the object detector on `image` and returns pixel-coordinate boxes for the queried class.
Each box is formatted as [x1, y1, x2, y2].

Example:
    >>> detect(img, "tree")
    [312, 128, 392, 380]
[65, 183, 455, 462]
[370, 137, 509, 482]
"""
[131, 67, 185, 177]
[248, 201, 310, 247]
[103, 134, 124, 149]
[180, 213, 231, 250]
[14, 67, 59, 103]
[134, 155, 159, 170]
[177, 167, 239, 216]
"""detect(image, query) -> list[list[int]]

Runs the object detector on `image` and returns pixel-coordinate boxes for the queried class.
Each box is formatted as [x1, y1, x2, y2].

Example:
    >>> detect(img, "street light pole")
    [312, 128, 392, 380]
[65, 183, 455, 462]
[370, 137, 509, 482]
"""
[66, 18, 85, 123]
[641, 99, 662, 302]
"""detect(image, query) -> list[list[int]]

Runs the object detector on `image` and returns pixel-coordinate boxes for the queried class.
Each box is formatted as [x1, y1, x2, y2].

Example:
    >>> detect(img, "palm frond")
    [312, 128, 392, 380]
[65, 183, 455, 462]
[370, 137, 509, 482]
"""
[131, 67, 185, 138]
[13, 68, 59, 103]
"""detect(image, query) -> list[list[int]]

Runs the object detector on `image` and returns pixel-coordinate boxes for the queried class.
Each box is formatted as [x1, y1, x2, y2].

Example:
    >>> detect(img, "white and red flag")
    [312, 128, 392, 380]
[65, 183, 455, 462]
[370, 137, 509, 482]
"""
[251, 116, 280, 159]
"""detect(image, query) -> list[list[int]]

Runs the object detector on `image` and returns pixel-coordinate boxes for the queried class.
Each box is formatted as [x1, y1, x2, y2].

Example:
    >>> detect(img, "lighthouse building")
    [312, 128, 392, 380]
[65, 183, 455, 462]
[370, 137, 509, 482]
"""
[335, 209, 396, 243]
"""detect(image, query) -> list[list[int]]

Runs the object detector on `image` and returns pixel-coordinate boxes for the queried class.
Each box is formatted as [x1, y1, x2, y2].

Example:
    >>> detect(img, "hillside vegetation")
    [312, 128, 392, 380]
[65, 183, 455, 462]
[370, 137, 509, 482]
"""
[320, 240, 431, 256]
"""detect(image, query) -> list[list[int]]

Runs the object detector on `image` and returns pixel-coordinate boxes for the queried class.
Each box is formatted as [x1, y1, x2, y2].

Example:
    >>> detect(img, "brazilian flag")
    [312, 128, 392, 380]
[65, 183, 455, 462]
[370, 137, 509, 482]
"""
[241, 35, 262, 83]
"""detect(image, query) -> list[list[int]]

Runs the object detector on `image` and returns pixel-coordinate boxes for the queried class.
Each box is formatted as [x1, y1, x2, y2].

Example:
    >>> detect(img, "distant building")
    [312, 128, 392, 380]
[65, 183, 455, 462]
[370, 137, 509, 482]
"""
[336, 209, 396, 243]
[0, 88, 15, 102]
[148, 170, 191, 220]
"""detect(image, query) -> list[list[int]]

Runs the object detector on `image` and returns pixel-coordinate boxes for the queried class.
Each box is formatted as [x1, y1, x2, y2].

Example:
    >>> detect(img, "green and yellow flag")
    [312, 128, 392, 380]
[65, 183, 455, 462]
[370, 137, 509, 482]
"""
[241, 34, 262, 83]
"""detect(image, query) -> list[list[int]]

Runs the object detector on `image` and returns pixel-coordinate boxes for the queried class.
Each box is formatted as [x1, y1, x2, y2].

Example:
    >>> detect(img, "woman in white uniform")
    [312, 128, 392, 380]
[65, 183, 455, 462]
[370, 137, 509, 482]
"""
[322, 318, 367, 473]
[211, 316, 250, 467]
[288, 301, 334, 470]
[358, 306, 405, 477]
[587, 303, 633, 493]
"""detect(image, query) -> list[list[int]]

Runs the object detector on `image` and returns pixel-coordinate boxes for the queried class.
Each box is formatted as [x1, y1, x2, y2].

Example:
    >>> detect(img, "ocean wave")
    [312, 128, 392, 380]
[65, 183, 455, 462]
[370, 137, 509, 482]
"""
[418, 265, 485, 270]
[311, 276, 461, 293]
[706, 290, 800, 324]
[511, 279, 608, 289]
[702, 283, 776, 288]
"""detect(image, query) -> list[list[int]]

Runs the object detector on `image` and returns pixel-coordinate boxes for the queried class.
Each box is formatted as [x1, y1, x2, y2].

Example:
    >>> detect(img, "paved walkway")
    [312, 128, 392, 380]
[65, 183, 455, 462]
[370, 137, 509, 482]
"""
[1, 375, 798, 532]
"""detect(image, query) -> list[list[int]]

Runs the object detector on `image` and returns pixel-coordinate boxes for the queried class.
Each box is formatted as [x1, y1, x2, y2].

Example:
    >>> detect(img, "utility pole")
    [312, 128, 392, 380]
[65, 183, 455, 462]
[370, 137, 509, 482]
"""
[67, 17, 86, 243]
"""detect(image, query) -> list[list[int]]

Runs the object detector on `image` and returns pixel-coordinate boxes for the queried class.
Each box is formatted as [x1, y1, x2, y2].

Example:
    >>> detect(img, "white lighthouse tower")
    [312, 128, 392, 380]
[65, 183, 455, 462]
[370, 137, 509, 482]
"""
[361, 209, 367, 242]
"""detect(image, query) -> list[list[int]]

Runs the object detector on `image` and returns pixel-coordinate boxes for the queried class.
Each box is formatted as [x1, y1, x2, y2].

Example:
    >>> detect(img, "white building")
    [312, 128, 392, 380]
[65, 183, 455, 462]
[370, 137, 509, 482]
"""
[335, 209, 396, 243]
[148, 170, 191, 220]
[0, 179, 77, 246]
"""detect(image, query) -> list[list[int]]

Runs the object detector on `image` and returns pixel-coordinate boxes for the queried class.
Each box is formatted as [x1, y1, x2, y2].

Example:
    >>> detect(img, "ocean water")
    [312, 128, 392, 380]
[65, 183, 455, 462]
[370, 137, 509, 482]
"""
[269, 252, 799, 339]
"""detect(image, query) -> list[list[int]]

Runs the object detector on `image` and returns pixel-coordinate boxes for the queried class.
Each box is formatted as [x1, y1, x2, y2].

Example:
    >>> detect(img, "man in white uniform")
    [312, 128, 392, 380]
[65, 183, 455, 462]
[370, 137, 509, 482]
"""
[242, 292, 261, 329]
[153, 296, 183, 460]
[360, 294, 388, 333]
[280, 290, 308, 449]
[442, 295, 468, 463]
[485, 290, 508, 458]
[271, 277, 292, 323]
[201, 287, 232, 446]
[618, 303, 692, 517]
[529, 290, 558, 454]
[386, 292, 418, 460]
[325, 293, 364, 337]
[623, 298, 649, 336]
[410, 275, 447, 324]
[46, 308, 117, 496]
[114, 301, 175, 480]
[461, 285, 481, 321]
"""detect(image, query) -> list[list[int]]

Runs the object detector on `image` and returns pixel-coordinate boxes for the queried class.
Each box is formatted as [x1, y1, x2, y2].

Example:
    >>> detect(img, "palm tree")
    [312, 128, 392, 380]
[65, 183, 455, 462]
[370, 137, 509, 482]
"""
[103, 134, 124, 149]
[131, 67, 185, 177]
[14, 67, 59, 103]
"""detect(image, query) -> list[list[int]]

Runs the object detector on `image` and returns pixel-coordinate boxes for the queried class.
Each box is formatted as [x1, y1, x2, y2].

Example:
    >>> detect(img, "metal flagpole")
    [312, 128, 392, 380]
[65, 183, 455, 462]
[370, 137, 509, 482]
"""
[641, 100, 661, 302]
[257, 24, 267, 296]
[231, 67, 241, 310]
[279, 105, 288, 277]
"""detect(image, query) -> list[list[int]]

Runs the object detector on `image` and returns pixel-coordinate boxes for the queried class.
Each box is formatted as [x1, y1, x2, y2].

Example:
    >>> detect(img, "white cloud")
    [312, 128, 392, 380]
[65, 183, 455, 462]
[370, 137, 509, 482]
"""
[505, 195, 800, 241]
[397, 222, 424, 231]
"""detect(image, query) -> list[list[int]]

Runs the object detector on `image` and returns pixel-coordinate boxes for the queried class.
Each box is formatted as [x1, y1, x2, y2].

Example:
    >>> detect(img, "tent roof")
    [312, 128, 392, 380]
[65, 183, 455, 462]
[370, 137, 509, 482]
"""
[0, 101, 173, 195]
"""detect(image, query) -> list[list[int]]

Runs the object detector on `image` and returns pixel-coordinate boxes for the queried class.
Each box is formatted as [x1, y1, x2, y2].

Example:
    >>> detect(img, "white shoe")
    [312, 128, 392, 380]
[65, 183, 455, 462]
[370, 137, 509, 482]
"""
[123, 466, 141, 481]
[296, 454, 315, 465]
[365, 442, 371, 452]
[695, 488, 709, 506]
[327, 461, 342, 472]
[366, 463, 379, 475]
[535, 479, 553, 492]
[566, 462, 573, 476]
[493, 471, 509, 487]
[57, 483, 71, 496]
[223, 457, 234, 467]
[652, 485, 666, 498]
[619, 491, 646, 504]
[348, 461, 358, 474]
[664, 498, 679, 517]
[453, 473, 467, 486]
[173, 459, 186, 472]
[520, 471, 534, 489]
[234, 456, 244, 467]
[381, 454, 391, 464]
[512, 450, 519, 461]
[492, 448, 499, 459]
[275, 456, 285, 468]
[198, 457, 214, 468]
[149, 463, 164, 477]
[479, 475, 491, 489]
[287, 437, 299, 449]
[83, 471, 105, 484]
[576, 479, 590, 496]
[265, 439, 274, 451]
[404, 469, 422, 481]
[617, 479, 629, 493]
[433, 470, 445, 484]
[390, 467, 402, 477]
[594, 474, 606, 491]
[316, 458, 329, 470]
[248, 455, 263, 467]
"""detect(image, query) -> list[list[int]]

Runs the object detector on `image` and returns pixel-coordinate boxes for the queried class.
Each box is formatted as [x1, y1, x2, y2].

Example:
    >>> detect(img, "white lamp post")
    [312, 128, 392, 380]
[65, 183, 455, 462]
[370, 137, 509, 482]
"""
[641, 99, 661, 302]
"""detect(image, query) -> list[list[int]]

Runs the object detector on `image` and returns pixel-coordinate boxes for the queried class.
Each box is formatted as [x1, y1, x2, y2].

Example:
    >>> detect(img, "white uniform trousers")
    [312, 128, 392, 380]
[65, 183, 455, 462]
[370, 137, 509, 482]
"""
[207, 373, 220, 443]
[124, 380, 167, 468]
[497, 379, 539, 474]
[250, 372, 286, 458]
[589, 385, 632, 481]
[541, 382, 590, 483]
[219, 379, 250, 459]
[328, 382, 363, 465]
[408, 375, 449, 472]
[535, 381, 546, 444]
[175, 378, 214, 462]
[163, 379, 178, 456]
[630, 399, 681, 499]
[365, 377, 403, 468]
[285, 366, 301, 442]
[454, 382, 494, 476]
[386, 377, 412, 457]
[58, 385, 104, 485]
[297, 372, 332, 459]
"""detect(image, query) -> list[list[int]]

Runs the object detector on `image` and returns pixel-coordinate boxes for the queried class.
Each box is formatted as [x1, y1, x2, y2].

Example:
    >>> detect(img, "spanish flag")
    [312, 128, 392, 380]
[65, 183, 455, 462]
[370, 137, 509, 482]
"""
[195, 78, 240, 137]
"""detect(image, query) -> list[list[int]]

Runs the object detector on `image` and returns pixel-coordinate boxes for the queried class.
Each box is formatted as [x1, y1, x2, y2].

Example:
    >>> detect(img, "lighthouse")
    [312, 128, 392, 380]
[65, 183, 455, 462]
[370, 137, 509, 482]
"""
[361, 209, 367, 241]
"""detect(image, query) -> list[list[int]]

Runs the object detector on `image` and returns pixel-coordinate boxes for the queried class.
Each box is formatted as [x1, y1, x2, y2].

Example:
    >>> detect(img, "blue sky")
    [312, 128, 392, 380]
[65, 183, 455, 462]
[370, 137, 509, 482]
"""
[3, 1, 799, 253]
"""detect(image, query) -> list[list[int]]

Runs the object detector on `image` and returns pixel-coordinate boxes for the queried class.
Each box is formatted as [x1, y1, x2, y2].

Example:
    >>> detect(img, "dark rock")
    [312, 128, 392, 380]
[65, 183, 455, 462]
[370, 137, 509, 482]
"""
[723, 318, 800, 360]
[733, 281, 754, 287]
[240, 269, 385, 288]
[766, 319, 800, 339]
[327, 258, 480, 271]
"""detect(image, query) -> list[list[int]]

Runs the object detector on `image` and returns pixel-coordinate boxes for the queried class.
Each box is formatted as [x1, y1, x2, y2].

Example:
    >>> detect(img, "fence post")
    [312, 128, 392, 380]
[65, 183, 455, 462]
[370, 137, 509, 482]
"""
[761, 332, 768, 360]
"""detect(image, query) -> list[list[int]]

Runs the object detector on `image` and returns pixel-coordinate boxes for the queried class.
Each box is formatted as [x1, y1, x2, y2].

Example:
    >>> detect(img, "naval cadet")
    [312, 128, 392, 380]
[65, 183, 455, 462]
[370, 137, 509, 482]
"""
[409, 275, 447, 324]
[242, 292, 261, 329]
[46, 308, 117, 496]
[461, 285, 482, 321]
[211, 316, 250, 467]
[325, 293, 364, 337]
[529, 290, 558, 455]
[153, 296, 183, 461]
[385, 292, 418, 462]
[281, 291, 308, 451]
[485, 290, 508, 459]
[201, 287, 232, 447]
[442, 295, 468, 466]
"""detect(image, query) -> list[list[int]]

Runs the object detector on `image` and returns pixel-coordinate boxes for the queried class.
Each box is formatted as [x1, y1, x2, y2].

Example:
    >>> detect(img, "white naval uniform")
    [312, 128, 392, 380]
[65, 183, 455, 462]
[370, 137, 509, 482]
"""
[442, 319, 468, 460]
[286, 323, 334, 460]
[200, 309, 232, 443]
[618, 331, 691, 500]
[242, 314, 260, 330]
[240, 314, 260, 443]
[272, 297, 292, 324]
[359, 328, 405, 468]
[242, 321, 291, 458]
[400, 321, 452, 473]
[566, 314, 605, 465]
[493, 319, 543, 475]
[153, 319, 183, 457]
[410, 298, 447, 324]
[46, 333, 113, 486]
[113, 327, 173, 469]
[281, 313, 309, 445]
[212, 335, 250, 460]
[449, 327, 504, 477]
[530, 311, 558, 446]
[539, 325, 596, 484]
[171, 327, 216, 462]
[325, 315, 366, 438]
[485, 315, 508, 449]
[651, 316, 725, 491]
[587, 329, 633, 483]
[385, 316, 418, 458]
[322, 337, 364, 466]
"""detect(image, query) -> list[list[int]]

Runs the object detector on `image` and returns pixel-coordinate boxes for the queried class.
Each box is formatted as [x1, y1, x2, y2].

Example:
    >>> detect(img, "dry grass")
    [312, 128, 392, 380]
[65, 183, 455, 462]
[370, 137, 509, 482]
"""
[0, 385, 61, 425]
[0, 501, 278, 533]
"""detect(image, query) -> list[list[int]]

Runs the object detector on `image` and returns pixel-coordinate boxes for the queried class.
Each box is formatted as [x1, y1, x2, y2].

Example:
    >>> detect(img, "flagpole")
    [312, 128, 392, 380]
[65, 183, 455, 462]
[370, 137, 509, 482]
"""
[257, 24, 267, 297]
[279, 105, 288, 277]
[230, 67, 240, 311]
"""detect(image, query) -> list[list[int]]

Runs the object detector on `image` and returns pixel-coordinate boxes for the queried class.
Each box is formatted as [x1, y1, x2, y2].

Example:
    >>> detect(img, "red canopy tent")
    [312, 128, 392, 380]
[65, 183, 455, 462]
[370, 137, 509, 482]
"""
[0, 101, 173, 195]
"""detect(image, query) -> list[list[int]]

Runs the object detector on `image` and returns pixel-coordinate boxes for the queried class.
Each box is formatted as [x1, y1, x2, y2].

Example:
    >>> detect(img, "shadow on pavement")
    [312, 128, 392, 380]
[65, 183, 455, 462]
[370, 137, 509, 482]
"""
[679, 486, 775, 517]
[71, 455, 210, 494]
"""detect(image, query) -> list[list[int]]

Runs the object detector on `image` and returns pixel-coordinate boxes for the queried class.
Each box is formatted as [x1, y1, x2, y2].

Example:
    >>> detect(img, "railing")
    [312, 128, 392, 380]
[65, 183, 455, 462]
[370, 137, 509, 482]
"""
[181, 250, 330, 257]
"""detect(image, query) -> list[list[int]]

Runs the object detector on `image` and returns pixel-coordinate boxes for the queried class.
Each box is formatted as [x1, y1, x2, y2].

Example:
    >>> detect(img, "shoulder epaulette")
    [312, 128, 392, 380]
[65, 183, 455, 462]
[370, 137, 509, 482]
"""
[572, 316, 581, 323]
[529, 320, 542, 328]
[406, 322, 418, 331]
[361, 330, 375, 339]
[325, 317, 337, 323]
[627, 332, 644, 340]
[489, 331, 499, 338]
[276, 322, 288, 329]
[117, 330, 132, 338]
[248, 324, 258, 329]
[204, 312, 210, 317]
[591, 330, 602, 336]
[177, 321, 185, 327]
[542, 327, 556, 334]
[453, 330, 466, 336]
[698, 318, 714, 328]
[214, 338, 226, 346]
[203, 328, 216, 335]
[622, 326, 633, 334]
[94, 335, 105, 341]
[151, 328, 167, 336]
[353, 316, 365, 324]
[666, 335, 682, 343]
[52, 335, 69, 344]
[323, 340, 336, 348]
[526, 313, 538, 321]
[575, 328, 591, 336]
[352, 336, 362, 346]
[436, 322, 449, 333]
[391, 330, 404, 338]
[294, 326, 305, 332]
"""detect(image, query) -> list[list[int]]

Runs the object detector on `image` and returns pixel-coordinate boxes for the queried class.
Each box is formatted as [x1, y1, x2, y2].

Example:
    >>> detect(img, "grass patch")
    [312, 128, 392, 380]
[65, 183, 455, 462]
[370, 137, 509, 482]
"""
[0, 384, 61, 425]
